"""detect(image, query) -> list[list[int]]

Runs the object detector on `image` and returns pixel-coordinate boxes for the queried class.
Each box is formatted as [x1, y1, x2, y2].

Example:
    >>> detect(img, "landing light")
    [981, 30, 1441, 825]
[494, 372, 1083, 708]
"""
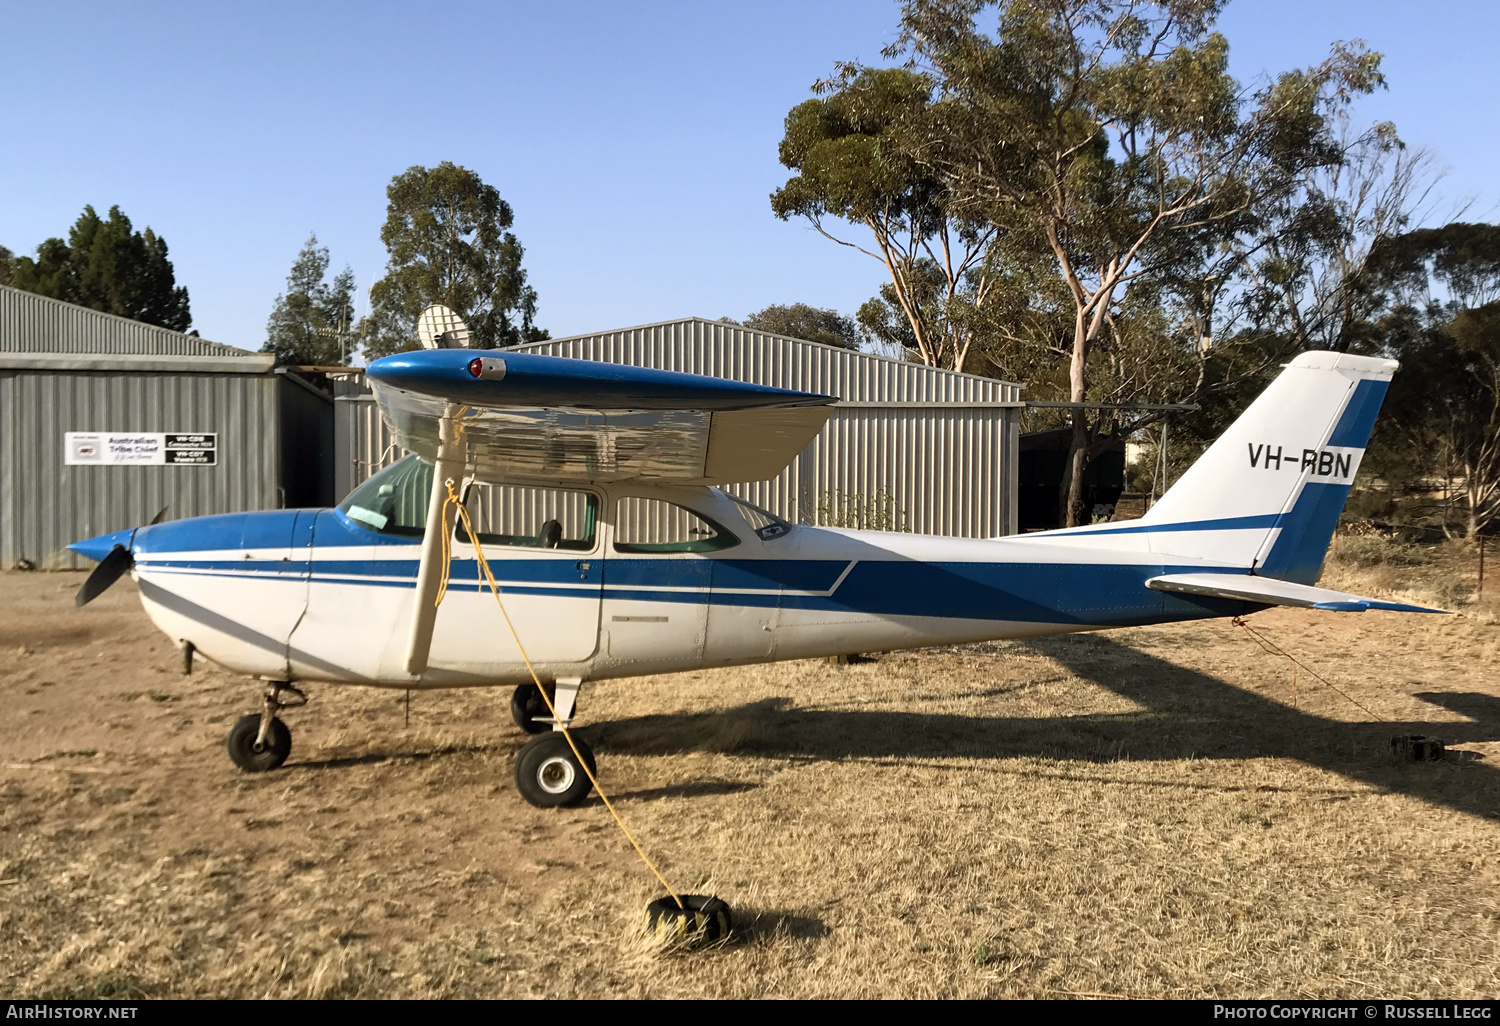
[467, 356, 507, 381]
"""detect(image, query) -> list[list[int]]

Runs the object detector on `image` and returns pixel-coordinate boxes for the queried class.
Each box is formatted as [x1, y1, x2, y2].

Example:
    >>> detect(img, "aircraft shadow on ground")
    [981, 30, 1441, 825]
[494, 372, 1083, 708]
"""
[591, 635, 1500, 822]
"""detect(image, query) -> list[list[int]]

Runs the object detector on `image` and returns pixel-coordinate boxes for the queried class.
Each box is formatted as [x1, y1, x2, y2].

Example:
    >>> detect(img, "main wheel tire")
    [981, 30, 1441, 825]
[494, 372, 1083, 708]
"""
[510, 683, 556, 734]
[227, 714, 292, 772]
[645, 894, 733, 946]
[514, 732, 596, 808]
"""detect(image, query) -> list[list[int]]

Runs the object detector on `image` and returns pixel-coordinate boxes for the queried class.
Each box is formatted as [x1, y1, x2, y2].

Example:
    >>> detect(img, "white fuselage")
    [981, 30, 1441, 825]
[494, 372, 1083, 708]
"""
[125, 483, 1248, 690]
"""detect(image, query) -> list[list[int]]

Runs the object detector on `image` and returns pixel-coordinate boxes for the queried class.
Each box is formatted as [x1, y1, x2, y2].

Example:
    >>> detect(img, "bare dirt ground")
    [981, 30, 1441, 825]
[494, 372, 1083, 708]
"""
[1, 541, 1498, 999]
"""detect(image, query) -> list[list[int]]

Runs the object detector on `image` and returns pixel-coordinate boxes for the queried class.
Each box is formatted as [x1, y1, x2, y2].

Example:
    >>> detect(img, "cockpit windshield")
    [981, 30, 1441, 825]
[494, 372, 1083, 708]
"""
[338, 455, 598, 551]
[339, 455, 431, 537]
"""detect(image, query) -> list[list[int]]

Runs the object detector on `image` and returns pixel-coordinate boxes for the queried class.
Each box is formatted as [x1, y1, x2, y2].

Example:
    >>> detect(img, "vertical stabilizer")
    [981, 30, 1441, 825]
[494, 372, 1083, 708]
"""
[1138, 352, 1397, 583]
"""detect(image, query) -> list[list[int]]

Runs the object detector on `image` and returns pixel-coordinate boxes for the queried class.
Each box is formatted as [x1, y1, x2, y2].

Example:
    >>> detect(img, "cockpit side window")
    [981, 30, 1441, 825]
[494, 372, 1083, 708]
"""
[613, 497, 739, 553]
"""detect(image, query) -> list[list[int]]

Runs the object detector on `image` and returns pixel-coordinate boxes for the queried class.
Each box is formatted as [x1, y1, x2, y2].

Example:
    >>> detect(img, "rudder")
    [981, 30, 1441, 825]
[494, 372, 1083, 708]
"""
[1138, 352, 1397, 583]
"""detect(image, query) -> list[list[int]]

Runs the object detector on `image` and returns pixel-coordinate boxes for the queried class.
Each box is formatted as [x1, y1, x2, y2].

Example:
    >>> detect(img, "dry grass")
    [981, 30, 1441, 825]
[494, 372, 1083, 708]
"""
[2, 543, 1498, 998]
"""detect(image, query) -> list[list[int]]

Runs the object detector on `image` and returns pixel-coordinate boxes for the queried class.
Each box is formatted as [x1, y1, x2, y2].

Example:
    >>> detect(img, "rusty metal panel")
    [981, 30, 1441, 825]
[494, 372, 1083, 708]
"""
[1, 370, 282, 569]
[0, 284, 248, 357]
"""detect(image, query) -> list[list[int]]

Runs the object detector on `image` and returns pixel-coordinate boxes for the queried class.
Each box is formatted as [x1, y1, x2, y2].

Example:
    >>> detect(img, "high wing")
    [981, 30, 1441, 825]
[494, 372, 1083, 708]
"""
[1145, 573, 1445, 614]
[363, 344, 838, 677]
[365, 349, 836, 486]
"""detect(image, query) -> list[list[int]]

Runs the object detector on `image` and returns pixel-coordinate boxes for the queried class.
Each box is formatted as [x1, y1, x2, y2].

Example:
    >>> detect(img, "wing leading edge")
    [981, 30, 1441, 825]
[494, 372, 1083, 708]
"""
[365, 349, 837, 486]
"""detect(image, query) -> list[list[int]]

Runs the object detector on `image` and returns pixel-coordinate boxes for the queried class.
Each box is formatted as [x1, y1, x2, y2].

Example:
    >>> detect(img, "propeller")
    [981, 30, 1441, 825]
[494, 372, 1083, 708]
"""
[76, 544, 133, 607]
[73, 508, 162, 607]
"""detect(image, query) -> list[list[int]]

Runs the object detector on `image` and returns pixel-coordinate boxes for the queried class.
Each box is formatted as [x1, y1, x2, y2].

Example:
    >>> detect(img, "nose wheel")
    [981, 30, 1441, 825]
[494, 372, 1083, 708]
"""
[227, 682, 305, 772]
[510, 683, 556, 734]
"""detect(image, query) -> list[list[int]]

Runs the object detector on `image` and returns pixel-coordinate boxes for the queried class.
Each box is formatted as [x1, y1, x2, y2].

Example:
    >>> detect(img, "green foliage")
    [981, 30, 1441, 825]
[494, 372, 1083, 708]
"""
[740, 303, 862, 349]
[1356, 222, 1500, 537]
[863, 0, 1390, 525]
[773, 66, 997, 371]
[813, 489, 908, 532]
[10, 205, 191, 331]
[361, 163, 546, 360]
[263, 235, 356, 366]
[0, 245, 13, 286]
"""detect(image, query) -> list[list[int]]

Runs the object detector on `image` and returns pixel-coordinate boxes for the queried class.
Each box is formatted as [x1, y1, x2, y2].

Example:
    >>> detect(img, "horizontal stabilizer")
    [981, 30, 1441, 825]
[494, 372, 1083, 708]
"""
[1145, 573, 1446, 614]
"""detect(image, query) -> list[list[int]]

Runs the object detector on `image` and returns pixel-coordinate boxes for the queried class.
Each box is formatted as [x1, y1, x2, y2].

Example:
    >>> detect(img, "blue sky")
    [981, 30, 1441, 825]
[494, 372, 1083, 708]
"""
[2, 1, 1494, 352]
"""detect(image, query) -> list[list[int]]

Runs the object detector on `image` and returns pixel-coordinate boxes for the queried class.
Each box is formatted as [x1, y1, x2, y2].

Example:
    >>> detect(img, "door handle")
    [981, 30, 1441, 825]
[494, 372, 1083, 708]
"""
[575, 560, 592, 579]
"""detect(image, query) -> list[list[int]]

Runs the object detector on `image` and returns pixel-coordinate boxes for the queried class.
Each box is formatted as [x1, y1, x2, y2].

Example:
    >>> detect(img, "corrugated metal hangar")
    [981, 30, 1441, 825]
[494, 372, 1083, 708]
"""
[4, 292, 1025, 569]
[337, 318, 1024, 539]
[0, 285, 333, 569]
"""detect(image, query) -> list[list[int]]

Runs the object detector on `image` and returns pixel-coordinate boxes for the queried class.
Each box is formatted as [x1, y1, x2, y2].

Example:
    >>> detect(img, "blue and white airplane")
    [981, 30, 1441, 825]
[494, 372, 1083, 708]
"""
[70, 314, 1438, 807]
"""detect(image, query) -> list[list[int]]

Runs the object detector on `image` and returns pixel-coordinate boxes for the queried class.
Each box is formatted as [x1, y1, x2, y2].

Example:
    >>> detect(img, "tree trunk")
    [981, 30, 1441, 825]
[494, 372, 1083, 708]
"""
[1062, 309, 1091, 527]
[1060, 412, 1092, 528]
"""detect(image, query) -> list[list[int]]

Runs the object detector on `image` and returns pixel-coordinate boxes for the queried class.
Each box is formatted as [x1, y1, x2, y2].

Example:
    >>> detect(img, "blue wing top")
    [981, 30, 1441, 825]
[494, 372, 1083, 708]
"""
[367, 349, 834, 411]
[364, 349, 838, 486]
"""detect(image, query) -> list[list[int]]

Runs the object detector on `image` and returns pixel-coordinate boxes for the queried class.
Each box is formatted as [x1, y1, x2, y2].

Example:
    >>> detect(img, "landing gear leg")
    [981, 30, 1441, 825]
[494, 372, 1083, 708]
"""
[227, 682, 305, 773]
[510, 682, 555, 734]
[514, 678, 593, 807]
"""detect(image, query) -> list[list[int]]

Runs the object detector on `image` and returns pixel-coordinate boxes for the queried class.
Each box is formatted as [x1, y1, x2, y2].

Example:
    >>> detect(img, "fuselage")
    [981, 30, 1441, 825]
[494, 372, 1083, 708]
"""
[110, 480, 1252, 690]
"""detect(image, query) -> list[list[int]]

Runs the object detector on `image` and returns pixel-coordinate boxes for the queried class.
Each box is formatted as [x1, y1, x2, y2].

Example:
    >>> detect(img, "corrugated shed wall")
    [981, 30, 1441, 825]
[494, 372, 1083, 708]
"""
[335, 319, 1022, 538]
[0, 372, 282, 568]
[0, 284, 248, 356]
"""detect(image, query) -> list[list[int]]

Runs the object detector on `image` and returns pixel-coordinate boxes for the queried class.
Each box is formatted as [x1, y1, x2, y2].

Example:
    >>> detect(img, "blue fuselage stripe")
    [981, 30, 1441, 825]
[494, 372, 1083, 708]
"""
[136, 552, 1250, 626]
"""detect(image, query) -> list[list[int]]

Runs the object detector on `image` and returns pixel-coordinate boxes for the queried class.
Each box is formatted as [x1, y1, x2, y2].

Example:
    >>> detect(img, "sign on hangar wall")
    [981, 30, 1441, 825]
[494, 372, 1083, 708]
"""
[65, 432, 219, 466]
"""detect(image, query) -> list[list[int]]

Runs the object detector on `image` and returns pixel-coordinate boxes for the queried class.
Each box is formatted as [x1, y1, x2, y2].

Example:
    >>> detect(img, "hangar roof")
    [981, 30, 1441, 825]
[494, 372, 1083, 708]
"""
[0, 283, 251, 359]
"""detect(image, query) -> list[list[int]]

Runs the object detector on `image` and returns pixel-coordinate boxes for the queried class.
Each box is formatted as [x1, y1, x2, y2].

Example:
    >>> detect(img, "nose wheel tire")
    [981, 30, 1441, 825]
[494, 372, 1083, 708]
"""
[511, 683, 556, 734]
[515, 732, 596, 808]
[227, 714, 292, 772]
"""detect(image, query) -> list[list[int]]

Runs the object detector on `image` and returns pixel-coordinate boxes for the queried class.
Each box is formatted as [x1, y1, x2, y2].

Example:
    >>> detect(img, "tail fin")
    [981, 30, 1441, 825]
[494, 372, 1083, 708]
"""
[1139, 351, 1397, 583]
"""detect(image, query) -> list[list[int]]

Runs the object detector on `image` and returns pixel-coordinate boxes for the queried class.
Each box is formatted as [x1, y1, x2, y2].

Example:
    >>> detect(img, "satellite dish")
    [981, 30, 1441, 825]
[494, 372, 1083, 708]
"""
[416, 305, 473, 349]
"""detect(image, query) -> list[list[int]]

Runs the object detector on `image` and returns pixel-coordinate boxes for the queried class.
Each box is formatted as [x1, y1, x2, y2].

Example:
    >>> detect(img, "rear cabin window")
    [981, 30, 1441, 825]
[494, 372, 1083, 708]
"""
[613, 497, 739, 553]
[339, 456, 597, 550]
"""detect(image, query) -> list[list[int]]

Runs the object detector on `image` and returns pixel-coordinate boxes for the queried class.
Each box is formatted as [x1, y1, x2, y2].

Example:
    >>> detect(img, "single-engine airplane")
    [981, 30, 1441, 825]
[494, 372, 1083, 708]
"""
[70, 309, 1440, 807]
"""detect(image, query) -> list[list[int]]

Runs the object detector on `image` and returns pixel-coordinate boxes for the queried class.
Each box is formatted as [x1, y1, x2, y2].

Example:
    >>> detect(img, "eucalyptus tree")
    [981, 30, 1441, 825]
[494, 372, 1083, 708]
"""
[362, 162, 545, 359]
[741, 303, 863, 349]
[1363, 222, 1500, 538]
[263, 235, 357, 366]
[1237, 120, 1442, 354]
[772, 67, 998, 372]
[874, 0, 1387, 525]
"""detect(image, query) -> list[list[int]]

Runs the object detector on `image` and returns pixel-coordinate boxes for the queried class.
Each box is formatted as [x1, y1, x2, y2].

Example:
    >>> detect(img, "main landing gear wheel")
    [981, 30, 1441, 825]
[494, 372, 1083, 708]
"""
[227, 714, 291, 772]
[515, 733, 596, 808]
[510, 683, 556, 734]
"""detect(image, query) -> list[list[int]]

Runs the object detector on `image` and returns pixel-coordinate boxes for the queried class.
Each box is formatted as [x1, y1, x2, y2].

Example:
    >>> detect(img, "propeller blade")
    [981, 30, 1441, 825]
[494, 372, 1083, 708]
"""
[148, 506, 168, 525]
[76, 544, 133, 607]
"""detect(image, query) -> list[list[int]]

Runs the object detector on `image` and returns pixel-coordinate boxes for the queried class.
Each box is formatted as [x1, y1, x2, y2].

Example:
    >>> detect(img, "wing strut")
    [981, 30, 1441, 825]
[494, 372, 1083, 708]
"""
[405, 410, 469, 676]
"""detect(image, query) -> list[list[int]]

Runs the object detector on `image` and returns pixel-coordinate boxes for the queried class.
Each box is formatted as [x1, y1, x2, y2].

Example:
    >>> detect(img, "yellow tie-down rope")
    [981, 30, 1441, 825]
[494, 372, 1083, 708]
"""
[434, 479, 685, 910]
